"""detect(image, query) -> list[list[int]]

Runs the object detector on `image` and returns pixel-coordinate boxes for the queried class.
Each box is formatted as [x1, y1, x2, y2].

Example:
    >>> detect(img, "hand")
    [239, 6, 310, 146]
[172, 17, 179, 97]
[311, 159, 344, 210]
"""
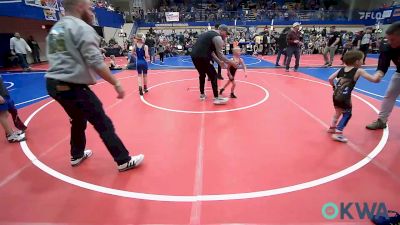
[294, 40, 299, 44]
[0, 96, 5, 104]
[221, 63, 227, 69]
[228, 75, 234, 80]
[114, 83, 125, 99]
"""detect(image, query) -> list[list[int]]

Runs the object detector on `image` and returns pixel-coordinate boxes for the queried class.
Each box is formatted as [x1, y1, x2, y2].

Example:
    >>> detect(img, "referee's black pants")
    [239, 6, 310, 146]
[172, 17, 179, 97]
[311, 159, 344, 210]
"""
[191, 57, 219, 98]
[46, 78, 131, 165]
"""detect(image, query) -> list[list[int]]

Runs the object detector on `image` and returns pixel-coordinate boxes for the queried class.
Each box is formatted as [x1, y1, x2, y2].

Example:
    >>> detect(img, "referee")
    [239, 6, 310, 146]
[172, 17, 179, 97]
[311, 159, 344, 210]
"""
[191, 24, 237, 105]
[45, 0, 144, 172]
[366, 22, 400, 130]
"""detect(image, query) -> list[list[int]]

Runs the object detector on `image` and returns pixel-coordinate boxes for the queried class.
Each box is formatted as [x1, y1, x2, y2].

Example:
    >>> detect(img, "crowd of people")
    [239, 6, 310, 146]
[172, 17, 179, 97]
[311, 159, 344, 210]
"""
[140, 0, 350, 23]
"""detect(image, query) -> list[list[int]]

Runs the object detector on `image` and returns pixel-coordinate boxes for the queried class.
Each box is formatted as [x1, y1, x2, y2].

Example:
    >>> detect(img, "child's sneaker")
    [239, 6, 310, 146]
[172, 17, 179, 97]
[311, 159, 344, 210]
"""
[71, 150, 92, 166]
[118, 154, 144, 172]
[6, 131, 26, 143]
[332, 132, 348, 143]
[327, 127, 336, 133]
[230, 93, 237, 98]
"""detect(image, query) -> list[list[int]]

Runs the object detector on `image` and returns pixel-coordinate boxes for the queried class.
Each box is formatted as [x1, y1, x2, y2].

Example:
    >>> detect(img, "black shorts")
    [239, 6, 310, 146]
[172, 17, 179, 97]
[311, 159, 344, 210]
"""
[333, 95, 352, 110]
[229, 67, 237, 81]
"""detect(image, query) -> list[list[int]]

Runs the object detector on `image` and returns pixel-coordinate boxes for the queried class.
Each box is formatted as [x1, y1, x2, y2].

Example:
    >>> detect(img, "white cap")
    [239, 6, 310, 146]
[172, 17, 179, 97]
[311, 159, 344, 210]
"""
[292, 22, 301, 28]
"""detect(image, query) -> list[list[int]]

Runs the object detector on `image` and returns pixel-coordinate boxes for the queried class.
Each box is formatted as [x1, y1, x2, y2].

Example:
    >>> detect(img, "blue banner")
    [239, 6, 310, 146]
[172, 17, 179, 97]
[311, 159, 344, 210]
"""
[0, 1, 124, 28]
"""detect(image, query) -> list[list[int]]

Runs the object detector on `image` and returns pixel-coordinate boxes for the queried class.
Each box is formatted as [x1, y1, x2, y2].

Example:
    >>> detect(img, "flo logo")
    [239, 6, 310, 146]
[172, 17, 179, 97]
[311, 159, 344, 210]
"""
[322, 202, 388, 220]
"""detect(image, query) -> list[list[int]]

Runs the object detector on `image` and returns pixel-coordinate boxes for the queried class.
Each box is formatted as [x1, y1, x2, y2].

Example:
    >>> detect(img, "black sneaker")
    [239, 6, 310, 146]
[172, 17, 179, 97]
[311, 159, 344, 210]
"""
[230, 93, 237, 98]
[71, 150, 92, 167]
[144, 89, 149, 93]
[139, 87, 143, 96]
[118, 154, 144, 172]
[219, 88, 225, 95]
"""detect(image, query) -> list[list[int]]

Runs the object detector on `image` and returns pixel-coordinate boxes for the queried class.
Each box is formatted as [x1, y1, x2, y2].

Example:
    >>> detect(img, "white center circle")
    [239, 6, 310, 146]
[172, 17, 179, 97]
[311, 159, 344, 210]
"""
[140, 78, 269, 114]
[18, 72, 389, 202]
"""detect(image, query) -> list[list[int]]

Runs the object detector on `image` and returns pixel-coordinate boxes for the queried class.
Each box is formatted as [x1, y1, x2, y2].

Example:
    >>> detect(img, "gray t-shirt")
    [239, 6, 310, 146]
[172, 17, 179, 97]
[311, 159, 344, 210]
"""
[45, 16, 105, 85]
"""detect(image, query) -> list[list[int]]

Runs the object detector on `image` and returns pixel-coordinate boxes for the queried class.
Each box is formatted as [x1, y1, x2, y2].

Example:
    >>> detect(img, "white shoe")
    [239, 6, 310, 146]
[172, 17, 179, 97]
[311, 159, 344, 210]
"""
[332, 133, 348, 143]
[118, 154, 144, 172]
[6, 131, 26, 143]
[71, 150, 93, 166]
[213, 97, 229, 105]
[200, 94, 206, 101]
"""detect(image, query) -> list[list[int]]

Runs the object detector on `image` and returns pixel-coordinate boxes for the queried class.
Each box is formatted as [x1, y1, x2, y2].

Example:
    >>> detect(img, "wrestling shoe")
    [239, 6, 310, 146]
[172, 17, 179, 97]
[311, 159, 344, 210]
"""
[327, 127, 336, 133]
[6, 131, 26, 143]
[332, 132, 348, 143]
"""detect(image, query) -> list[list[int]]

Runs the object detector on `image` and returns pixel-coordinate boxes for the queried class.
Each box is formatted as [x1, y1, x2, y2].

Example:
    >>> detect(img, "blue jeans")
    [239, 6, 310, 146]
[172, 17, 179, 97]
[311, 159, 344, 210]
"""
[46, 78, 131, 164]
[285, 46, 300, 70]
[16, 53, 29, 69]
[150, 47, 156, 62]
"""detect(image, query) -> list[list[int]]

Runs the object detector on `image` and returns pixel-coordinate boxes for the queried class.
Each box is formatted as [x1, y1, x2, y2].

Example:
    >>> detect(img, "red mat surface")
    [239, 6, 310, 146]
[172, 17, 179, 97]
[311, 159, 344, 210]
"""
[0, 69, 399, 224]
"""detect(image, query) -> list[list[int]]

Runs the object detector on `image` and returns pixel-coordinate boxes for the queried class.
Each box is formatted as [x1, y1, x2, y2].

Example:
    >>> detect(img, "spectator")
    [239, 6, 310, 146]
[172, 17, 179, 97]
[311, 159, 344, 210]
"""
[275, 27, 290, 67]
[285, 22, 302, 72]
[27, 35, 41, 64]
[358, 27, 373, 64]
[10, 33, 32, 71]
[323, 26, 340, 67]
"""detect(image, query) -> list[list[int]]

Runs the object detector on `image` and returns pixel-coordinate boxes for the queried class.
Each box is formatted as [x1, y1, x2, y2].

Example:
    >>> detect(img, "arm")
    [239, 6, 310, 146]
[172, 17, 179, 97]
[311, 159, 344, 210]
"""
[331, 37, 340, 47]
[328, 69, 340, 89]
[77, 28, 125, 98]
[10, 39, 15, 55]
[211, 52, 225, 68]
[144, 45, 150, 61]
[357, 68, 382, 83]
[240, 58, 247, 76]
[376, 47, 391, 77]
[212, 36, 237, 68]
[23, 39, 32, 53]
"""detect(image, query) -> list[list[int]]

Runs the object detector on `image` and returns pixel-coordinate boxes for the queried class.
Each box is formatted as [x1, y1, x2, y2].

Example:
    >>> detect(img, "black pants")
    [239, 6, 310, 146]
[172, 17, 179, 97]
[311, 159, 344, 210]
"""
[159, 52, 164, 62]
[46, 78, 131, 165]
[285, 45, 300, 70]
[359, 44, 369, 63]
[276, 48, 287, 65]
[191, 57, 219, 98]
[16, 53, 29, 69]
[32, 47, 40, 63]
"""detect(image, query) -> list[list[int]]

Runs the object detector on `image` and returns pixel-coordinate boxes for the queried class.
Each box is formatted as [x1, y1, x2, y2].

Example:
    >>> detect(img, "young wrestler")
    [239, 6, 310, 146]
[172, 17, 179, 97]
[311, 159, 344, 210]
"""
[109, 55, 122, 70]
[219, 47, 247, 98]
[328, 50, 382, 142]
[132, 33, 150, 95]
[0, 76, 26, 143]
